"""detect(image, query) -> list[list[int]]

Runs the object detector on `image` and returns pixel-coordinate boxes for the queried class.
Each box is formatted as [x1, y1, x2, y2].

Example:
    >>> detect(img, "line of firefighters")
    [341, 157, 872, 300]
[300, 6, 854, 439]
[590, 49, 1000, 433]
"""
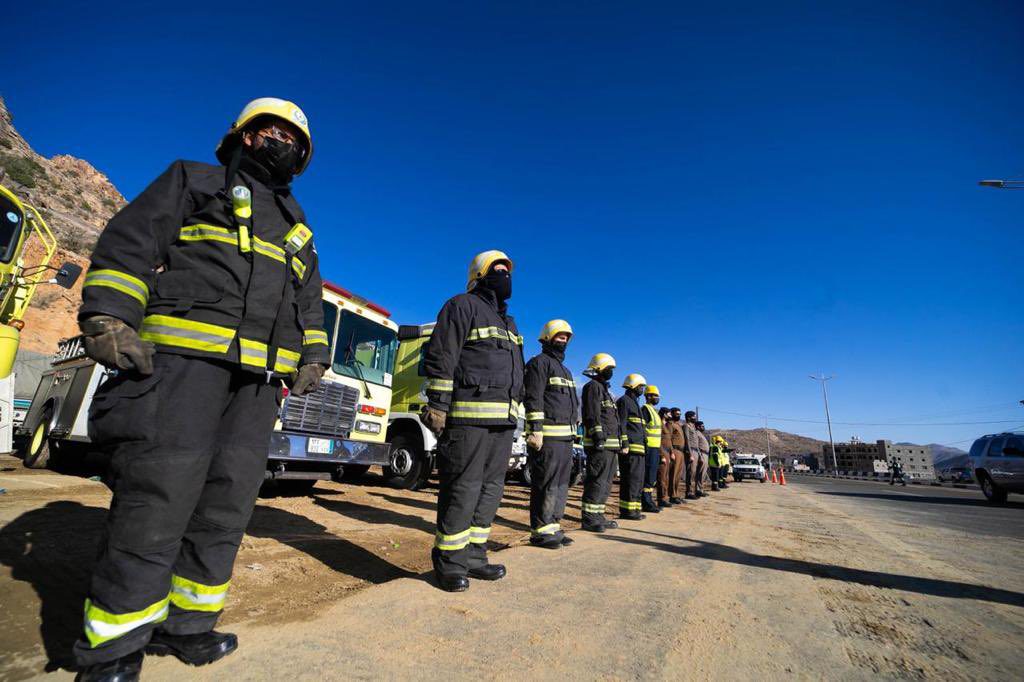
[64, 97, 733, 680]
[419, 249, 734, 591]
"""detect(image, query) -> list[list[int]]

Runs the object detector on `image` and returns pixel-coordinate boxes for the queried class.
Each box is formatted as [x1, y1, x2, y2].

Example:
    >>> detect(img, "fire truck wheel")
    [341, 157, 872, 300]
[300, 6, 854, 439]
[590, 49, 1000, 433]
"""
[384, 432, 429, 490]
[23, 409, 53, 470]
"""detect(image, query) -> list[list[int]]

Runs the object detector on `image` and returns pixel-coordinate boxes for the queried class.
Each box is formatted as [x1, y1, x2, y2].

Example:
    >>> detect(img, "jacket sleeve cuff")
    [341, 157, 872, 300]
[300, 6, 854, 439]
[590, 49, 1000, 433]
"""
[426, 390, 451, 412]
[300, 344, 330, 367]
[78, 298, 144, 331]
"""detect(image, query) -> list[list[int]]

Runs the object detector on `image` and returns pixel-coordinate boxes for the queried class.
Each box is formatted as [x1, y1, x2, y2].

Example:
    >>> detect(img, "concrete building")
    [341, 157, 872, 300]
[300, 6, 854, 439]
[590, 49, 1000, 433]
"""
[826, 438, 934, 479]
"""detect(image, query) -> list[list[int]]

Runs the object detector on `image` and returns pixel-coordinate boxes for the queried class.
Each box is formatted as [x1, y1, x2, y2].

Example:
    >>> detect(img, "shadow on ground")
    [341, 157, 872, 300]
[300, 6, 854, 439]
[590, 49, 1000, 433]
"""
[818, 490, 1024, 509]
[604, 528, 1024, 609]
[0, 500, 106, 672]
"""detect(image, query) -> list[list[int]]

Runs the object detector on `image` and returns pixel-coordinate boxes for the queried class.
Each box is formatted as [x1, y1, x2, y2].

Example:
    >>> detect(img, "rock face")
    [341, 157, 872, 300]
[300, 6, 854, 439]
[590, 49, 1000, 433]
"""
[0, 96, 125, 353]
[709, 427, 827, 459]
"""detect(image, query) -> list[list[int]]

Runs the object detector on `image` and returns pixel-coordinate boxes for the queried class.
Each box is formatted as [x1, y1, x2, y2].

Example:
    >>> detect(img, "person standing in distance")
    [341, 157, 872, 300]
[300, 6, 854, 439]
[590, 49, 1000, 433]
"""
[640, 385, 663, 513]
[616, 373, 648, 521]
[580, 353, 624, 532]
[420, 251, 525, 592]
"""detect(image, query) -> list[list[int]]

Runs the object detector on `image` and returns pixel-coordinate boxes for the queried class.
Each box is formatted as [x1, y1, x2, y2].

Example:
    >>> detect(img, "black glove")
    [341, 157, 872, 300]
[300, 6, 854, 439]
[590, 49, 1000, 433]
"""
[289, 364, 325, 396]
[80, 315, 155, 375]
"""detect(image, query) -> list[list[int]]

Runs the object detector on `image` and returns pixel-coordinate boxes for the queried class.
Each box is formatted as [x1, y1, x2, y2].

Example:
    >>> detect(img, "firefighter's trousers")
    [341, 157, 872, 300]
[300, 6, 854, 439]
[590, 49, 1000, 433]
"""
[528, 438, 573, 544]
[581, 446, 617, 526]
[74, 354, 278, 666]
[432, 424, 514, 577]
[642, 446, 660, 508]
[618, 452, 645, 517]
[658, 449, 683, 501]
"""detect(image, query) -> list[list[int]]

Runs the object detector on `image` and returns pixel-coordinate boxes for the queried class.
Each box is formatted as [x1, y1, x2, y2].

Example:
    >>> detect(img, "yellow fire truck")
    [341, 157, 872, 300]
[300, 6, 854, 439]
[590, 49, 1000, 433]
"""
[0, 184, 80, 458]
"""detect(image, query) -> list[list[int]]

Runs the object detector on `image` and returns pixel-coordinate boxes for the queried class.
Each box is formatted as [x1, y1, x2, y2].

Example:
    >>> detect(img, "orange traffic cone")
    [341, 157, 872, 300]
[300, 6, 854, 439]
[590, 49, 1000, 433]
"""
[779, 469, 787, 486]
[771, 469, 778, 484]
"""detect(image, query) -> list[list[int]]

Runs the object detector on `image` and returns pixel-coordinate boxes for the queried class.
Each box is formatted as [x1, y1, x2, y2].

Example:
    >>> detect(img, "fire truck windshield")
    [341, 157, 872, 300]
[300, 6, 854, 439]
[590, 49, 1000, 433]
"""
[331, 309, 398, 386]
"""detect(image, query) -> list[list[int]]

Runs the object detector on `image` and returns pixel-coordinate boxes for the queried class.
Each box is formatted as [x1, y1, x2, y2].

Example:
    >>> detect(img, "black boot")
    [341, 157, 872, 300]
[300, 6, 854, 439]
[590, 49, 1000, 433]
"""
[468, 564, 506, 581]
[530, 536, 562, 550]
[670, 497, 683, 504]
[560, 535, 574, 545]
[435, 573, 470, 592]
[76, 650, 143, 682]
[581, 523, 605, 533]
[658, 499, 671, 508]
[604, 519, 619, 529]
[145, 631, 237, 667]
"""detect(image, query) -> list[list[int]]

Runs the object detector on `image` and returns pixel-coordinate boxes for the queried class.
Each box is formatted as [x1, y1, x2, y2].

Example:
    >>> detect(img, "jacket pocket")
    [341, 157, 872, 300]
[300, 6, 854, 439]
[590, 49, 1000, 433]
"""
[457, 370, 511, 391]
[88, 373, 163, 445]
[154, 270, 227, 311]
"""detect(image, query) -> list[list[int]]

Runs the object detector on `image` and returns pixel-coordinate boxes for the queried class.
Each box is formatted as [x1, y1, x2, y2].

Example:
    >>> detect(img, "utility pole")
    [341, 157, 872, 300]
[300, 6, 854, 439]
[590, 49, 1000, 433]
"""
[764, 415, 772, 473]
[809, 374, 839, 474]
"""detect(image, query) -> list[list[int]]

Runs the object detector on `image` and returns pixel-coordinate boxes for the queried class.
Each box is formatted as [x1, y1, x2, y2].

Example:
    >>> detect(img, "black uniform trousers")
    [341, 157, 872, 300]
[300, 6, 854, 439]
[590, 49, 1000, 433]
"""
[432, 424, 514, 577]
[618, 452, 645, 517]
[642, 446, 660, 509]
[581, 446, 618, 527]
[74, 354, 278, 666]
[528, 438, 573, 544]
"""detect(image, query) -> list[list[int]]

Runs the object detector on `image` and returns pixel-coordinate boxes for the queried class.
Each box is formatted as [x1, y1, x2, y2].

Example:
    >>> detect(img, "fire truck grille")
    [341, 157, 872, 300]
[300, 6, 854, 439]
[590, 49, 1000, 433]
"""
[281, 381, 359, 437]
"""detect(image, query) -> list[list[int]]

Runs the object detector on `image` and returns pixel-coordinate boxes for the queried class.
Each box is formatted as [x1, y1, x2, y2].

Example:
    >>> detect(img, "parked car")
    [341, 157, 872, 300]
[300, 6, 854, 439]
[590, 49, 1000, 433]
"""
[937, 466, 973, 485]
[731, 454, 767, 482]
[968, 433, 1024, 503]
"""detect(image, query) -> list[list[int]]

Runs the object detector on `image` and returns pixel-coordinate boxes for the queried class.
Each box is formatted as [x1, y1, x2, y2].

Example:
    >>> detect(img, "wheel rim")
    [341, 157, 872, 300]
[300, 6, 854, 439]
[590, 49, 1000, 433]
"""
[29, 422, 45, 456]
[390, 447, 414, 477]
[982, 476, 993, 496]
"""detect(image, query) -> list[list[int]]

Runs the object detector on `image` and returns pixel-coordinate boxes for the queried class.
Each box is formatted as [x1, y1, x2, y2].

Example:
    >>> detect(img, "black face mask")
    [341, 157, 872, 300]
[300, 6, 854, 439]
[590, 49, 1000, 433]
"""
[480, 269, 512, 301]
[600, 367, 614, 381]
[550, 340, 568, 352]
[248, 137, 301, 186]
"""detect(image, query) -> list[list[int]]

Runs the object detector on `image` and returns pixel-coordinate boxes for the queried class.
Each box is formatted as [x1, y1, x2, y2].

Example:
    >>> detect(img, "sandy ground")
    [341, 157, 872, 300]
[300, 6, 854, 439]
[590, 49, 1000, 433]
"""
[1, 457, 1022, 680]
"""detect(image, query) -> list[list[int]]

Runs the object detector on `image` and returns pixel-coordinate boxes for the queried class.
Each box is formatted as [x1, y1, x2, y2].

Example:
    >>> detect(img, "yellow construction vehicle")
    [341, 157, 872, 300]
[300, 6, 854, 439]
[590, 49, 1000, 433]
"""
[0, 184, 80, 456]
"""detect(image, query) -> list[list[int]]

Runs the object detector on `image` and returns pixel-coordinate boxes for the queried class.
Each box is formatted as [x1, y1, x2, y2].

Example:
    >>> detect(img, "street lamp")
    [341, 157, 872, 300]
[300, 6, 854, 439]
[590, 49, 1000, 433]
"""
[979, 179, 1024, 189]
[809, 374, 839, 474]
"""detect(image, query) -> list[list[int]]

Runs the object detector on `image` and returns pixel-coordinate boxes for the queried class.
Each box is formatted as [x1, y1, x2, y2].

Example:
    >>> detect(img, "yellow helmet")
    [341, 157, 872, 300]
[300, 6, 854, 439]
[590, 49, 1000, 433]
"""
[539, 319, 573, 343]
[712, 435, 727, 445]
[622, 373, 647, 390]
[645, 385, 660, 397]
[466, 250, 513, 290]
[586, 353, 616, 373]
[216, 97, 314, 175]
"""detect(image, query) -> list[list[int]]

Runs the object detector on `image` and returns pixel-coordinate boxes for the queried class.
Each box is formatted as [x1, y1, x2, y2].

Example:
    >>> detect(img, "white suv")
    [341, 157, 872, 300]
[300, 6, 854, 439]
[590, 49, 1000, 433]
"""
[732, 455, 767, 482]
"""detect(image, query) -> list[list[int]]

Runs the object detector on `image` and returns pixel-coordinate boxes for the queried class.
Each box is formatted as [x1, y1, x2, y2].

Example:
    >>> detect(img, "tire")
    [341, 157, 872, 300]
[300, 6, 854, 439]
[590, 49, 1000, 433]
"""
[979, 472, 1007, 504]
[384, 432, 430, 490]
[734, 474, 743, 482]
[22, 409, 53, 469]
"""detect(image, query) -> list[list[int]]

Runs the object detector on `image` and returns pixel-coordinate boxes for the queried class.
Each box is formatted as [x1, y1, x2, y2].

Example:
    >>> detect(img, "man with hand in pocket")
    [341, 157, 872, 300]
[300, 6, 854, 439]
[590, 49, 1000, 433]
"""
[73, 98, 328, 682]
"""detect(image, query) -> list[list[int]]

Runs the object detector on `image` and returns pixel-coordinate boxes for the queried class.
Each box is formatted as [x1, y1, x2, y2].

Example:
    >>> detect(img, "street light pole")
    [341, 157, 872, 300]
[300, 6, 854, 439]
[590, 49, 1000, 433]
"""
[809, 374, 839, 474]
[979, 179, 1024, 190]
[764, 415, 772, 474]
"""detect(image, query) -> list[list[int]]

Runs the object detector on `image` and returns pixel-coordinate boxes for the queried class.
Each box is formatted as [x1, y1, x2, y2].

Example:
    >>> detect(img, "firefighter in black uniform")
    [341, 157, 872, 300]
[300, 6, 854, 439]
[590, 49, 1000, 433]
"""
[580, 353, 625, 532]
[524, 319, 580, 549]
[617, 373, 648, 520]
[421, 250, 525, 592]
[641, 385, 663, 513]
[73, 99, 329, 681]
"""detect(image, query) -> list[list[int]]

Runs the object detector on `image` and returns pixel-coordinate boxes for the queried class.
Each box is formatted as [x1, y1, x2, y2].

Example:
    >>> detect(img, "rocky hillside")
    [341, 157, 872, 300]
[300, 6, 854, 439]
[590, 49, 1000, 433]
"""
[708, 427, 826, 459]
[0, 96, 126, 353]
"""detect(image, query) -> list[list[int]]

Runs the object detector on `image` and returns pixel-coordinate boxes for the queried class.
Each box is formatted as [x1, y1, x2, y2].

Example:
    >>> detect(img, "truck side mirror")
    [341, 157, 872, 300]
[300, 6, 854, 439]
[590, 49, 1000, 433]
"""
[53, 262, 83, 289]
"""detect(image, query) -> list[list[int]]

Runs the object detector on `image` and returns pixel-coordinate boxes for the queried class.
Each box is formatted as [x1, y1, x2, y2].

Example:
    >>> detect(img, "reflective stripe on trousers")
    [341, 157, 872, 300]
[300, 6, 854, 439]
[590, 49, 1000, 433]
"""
[169, 574, 230, 613]
[83, 597, 169, 648]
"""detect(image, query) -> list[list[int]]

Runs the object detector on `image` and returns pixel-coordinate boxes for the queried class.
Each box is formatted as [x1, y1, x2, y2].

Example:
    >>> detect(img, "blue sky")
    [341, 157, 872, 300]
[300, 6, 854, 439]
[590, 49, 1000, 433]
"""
[4, 1, 1022, 448]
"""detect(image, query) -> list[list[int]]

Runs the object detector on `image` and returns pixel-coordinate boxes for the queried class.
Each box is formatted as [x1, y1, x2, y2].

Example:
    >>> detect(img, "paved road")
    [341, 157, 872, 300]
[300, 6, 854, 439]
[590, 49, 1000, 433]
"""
[787, 474, 1024, 540]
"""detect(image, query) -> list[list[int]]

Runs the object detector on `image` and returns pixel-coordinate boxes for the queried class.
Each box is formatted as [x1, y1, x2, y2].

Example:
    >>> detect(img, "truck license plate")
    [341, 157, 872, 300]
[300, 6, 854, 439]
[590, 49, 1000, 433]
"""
[308, 438, 334, 455]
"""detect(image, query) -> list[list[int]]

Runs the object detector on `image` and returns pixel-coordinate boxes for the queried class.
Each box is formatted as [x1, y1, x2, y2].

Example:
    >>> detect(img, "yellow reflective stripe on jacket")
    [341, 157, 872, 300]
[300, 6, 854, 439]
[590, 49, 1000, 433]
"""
[468, 526, 491, 544]
[531, 424, 574, 437]
[426, 378, 453, 392]
[531, 523, 560, 537]
[526, 411, 545, 421]
[284, 223, 313, 254]
[274, 348, 301, 374]
[83, 596, 169, 647]
[601, 400, 615, 408]
[434, 528, 471, 551]
[587, 425, 603, 435]
[169, 574, 230, 613]
[83, 269, 149, 307]
[628, 443, 646, 453]
[180, 224, 238, 246]
[548, 376, 576, 388]
[465, 326, 523, 345]
[140, 315, 235, 354]
[303, 329, 329, 347]
[628, 416, 643, 424]
[583, 436, 621, 448]
[290, 256, 307, 280]
[239, 338, 269, 368]
[450, 401, 514, 419]
[253, 235, 286, 264]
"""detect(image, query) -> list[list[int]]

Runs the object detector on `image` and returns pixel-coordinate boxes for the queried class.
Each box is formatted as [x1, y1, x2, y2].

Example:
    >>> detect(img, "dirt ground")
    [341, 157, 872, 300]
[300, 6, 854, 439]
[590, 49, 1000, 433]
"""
[1, 456, 1022, 680]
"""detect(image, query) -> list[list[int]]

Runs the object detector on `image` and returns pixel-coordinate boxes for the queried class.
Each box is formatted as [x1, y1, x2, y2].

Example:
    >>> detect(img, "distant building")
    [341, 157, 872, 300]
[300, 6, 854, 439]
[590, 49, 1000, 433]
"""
[825, 438, 934, 479]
